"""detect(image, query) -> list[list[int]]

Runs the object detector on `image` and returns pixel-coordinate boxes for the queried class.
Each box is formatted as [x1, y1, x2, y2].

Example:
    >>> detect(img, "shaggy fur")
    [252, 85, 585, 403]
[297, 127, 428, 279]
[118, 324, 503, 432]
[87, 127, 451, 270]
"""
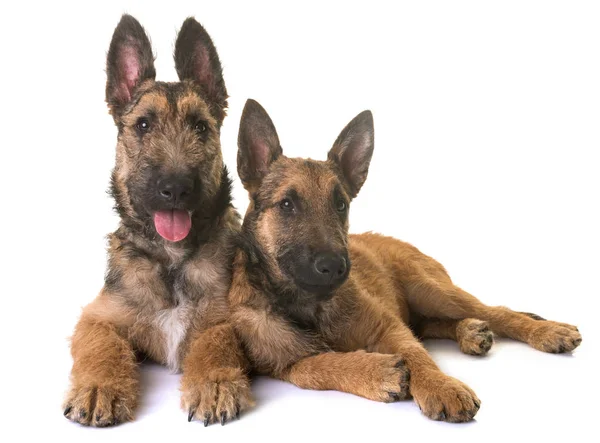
[228, 99, 582, 423]
[63, 15, 253, 427]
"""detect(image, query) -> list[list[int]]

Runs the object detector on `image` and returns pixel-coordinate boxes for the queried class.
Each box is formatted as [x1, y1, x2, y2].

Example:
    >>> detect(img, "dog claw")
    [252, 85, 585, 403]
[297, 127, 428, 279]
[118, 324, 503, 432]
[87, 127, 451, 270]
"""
[235, 405, 240, 420]
[220, 412, 227, 426]
[203, 414, 210, 427]
[63, 406, 72, 417]
[188, 410, 194, 422]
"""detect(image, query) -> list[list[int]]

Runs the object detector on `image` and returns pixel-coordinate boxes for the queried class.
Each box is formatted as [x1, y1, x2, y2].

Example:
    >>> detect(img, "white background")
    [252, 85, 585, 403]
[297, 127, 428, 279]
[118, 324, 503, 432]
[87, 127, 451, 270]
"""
[1, 1, 598, 442]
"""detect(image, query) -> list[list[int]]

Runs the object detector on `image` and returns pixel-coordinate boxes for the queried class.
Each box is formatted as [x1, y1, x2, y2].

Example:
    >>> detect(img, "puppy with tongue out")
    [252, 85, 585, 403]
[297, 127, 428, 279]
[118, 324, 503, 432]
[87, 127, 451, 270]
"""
[63, 15, 253, 429]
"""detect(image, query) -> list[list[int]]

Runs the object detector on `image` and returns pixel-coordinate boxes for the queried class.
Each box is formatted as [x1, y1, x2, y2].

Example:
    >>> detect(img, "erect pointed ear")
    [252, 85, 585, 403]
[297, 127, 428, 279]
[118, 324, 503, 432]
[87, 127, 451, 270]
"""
[105, 15, 156, 119]
[237, 99, 283, 193]
[327, 111, 374, 198]
[174, 17, 228, 123]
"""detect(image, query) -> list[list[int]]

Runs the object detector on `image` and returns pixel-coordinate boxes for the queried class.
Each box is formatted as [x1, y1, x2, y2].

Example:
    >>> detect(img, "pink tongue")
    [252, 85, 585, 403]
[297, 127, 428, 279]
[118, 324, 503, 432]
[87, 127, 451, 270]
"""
[153, 210, 192, 242]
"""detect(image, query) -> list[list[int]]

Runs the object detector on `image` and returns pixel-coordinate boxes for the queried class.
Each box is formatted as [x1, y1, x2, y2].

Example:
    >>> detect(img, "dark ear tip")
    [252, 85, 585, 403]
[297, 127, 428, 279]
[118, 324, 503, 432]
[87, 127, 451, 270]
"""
[178, 16, 208, 37]
[116, 14, 143, 29]
[119, 13, 135, 22]
[244, 98, 260, 108]
[356, 110, 374, 125]
[242, 99, 267, 116]
[181, 16, 200, 29]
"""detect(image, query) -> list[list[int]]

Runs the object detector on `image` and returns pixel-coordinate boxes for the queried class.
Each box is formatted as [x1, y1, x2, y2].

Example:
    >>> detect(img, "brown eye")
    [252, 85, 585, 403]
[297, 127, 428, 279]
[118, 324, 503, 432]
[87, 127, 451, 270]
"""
[280, 198, 294, 212]
[336, 200, 347, 212]
[136, 117, 151, 133]
[194, 121, 207, 134]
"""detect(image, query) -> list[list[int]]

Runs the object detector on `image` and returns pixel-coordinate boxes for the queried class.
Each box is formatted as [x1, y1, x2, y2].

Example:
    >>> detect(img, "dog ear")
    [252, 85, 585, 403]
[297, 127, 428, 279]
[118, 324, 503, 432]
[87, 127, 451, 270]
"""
[174, 17, 227, 123]
[105, 15, 156, 118]
[237, 99, 283, 193]
[327, 111, 374, 198]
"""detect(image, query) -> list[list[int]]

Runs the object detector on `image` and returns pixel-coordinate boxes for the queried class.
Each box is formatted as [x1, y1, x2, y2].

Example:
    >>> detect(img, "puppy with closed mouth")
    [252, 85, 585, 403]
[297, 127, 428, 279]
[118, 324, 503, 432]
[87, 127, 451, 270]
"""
[227, 99, 582, 423]
[63, 15, 253, 427]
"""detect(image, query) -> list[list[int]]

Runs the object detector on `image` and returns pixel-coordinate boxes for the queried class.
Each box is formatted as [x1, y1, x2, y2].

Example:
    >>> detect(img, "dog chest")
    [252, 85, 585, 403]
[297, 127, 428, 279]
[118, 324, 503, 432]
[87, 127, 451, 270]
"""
[154, 300, 194, 372]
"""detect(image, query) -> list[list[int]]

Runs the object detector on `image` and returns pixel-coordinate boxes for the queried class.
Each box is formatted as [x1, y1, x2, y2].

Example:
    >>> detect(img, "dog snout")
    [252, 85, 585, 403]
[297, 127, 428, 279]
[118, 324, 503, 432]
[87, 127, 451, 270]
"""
[313, 252, 348, 283]
[157, 176, 194, 204]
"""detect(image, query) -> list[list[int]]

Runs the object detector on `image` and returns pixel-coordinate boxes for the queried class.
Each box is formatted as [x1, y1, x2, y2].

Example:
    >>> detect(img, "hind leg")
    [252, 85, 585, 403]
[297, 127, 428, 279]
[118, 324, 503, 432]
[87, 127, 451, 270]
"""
[358, 234, 581, 353]
[406, 278, 582, 354]
[414, 317, 494, 356]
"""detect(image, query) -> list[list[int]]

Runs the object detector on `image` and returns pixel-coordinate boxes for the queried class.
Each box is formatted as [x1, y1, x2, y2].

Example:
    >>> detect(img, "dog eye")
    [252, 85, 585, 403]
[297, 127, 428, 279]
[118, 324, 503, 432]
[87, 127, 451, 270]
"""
[136, 117, 151, 133]
[280, 199, 294, 212]
[194, 121, 207, 134]
[336, 200, 347, 212]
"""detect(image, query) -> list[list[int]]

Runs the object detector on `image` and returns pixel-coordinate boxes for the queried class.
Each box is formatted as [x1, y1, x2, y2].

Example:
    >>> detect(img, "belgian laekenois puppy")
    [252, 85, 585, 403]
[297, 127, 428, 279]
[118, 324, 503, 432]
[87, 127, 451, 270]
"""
[63, 16, 253, 427]
[227, 99, 582, 423]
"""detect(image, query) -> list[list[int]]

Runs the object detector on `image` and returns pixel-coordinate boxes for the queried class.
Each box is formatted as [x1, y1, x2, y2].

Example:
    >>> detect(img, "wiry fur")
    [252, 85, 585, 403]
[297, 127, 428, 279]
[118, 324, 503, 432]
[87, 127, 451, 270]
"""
[228, 99, 583, 423]
[63, 15, 253, 428]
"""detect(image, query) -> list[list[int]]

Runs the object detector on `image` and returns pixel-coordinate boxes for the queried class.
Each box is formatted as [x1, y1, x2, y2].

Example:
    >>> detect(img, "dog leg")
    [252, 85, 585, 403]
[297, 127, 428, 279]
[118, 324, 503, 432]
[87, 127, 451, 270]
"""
[63, 296, 139, 427]
[371, 321, 481, 422]
[181, 323, 254, 426]
[278, 350, 410, 402]
[413, 317, 494, 356]
[341, 297, 480, 422]
[406, 278, 582, 353]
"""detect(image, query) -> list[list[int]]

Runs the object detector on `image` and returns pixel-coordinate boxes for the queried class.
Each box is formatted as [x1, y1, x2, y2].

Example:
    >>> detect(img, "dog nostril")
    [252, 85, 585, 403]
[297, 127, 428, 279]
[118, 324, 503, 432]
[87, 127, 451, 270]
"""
[160, 190, 172, 199]
[314, 254, 347, 279]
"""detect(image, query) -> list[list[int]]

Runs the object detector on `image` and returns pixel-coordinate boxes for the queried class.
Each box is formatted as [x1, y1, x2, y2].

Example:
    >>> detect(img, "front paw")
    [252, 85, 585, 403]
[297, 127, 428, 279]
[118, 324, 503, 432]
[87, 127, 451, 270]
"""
[412, 373, 480, 423]
[353, 352, 411, 403]
[63, 383, 137, 427]
[528, 322, 582, 353]
[181, 368, 254, 426]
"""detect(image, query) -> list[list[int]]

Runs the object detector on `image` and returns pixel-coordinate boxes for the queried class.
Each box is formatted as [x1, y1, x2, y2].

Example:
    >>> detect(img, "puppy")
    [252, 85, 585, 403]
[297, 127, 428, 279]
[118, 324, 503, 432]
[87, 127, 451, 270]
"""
[227, 99, 582, 422]
[63, 16, 252, 427]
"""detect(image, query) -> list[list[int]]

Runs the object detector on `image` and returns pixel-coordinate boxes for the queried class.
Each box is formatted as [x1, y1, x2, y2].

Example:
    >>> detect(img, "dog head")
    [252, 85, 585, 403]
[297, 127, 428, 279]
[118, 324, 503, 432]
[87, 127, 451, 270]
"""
[237, 99, 374, 297]
[107, 15, 230, 243]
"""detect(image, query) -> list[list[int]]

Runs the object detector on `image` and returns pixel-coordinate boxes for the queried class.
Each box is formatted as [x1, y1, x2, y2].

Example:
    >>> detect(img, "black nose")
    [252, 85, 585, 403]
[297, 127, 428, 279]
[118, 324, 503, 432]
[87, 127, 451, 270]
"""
[157, 176, 194, 203]
[313, 252, 348, 283]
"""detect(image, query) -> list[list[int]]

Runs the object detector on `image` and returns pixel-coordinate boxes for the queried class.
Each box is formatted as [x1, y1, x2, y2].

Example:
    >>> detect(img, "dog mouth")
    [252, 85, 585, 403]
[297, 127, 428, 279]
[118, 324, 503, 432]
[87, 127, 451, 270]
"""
[295, 279, 346, 297]
[153, 209, 192, 242]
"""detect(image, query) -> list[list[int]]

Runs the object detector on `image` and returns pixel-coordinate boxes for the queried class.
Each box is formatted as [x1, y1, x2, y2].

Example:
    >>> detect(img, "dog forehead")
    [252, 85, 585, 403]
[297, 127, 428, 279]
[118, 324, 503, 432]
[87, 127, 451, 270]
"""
[121, 87, 169, 125]
[268, 158, 339, 201]
[177, 90, 217, 126]
[177, 89, 208, 112]
[122, 83, 215, 125]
